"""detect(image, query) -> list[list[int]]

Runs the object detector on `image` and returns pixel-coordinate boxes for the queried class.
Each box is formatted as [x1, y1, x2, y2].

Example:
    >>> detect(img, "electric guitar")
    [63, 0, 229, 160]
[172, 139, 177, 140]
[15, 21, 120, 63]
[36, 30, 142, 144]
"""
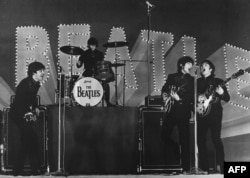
[197, 68, 248, 118]
[162, 85, 184, 113]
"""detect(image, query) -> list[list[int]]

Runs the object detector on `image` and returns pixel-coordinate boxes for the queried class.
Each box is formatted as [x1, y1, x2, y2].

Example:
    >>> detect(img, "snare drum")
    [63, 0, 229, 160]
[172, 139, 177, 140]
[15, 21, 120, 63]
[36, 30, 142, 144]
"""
[95, 60, 114, 82]
[72, 77, 103, 106]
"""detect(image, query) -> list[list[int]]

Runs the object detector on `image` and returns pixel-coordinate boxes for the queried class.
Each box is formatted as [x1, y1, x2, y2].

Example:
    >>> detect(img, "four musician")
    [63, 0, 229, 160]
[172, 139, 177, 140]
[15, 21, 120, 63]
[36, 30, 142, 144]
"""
[7, 34, 230, 175]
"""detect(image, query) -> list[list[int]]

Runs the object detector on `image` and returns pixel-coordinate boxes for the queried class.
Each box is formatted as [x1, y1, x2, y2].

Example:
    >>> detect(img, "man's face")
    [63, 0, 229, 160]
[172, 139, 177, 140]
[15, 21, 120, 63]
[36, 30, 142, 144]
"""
[33, 69, 45, 82]
[181, 62, 193, 74]
[200, 62, 212, 77]
[89, 44, 96, 51]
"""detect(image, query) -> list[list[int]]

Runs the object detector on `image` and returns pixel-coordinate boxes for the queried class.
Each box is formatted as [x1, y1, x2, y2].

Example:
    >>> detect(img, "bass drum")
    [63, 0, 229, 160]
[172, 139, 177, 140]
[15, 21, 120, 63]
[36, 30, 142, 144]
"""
[72, 77, 103, 107]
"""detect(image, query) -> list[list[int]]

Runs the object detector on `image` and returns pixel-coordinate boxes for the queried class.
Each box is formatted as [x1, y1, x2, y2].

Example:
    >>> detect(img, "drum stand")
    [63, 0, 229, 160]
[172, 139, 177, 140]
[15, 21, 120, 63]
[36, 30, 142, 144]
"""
[100, 81, 106, 107]
[68, 55, 75, 106]
[122, 60, 126, 106]
[103, 41, 129, 106]
[114, 48, 119, 106]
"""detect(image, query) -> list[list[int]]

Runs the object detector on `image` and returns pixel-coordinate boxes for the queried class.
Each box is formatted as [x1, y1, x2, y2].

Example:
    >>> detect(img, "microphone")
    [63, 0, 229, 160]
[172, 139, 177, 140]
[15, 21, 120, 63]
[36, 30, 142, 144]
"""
[146, 1, 155, 8]
[193, 65, 200, 75]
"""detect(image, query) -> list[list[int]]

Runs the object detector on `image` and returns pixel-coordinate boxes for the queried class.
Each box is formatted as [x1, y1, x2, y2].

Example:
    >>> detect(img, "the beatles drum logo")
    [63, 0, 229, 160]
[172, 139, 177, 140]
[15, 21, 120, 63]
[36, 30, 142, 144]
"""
[73, 77, 103, 106]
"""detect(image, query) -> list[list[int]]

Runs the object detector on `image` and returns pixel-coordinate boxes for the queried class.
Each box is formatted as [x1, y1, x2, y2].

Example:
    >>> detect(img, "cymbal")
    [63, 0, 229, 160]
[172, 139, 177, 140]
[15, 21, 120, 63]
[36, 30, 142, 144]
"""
[60, 46, 84, 55]
[111, 63, 125, 67]
[103, 41, 129, 48]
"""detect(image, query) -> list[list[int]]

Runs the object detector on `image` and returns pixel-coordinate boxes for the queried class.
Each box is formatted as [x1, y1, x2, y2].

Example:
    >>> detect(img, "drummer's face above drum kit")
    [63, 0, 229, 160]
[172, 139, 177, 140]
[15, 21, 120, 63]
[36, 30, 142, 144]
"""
[89, 45, 96, 51]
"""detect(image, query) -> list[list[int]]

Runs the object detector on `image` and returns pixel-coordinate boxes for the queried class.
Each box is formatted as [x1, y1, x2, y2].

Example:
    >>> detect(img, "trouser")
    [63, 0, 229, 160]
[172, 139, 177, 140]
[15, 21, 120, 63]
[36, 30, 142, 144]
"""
[161, 104, 191, 171]
[102, 82, 111, 104]
[13, 119, 41, 174]
[197, 109, 224, 172]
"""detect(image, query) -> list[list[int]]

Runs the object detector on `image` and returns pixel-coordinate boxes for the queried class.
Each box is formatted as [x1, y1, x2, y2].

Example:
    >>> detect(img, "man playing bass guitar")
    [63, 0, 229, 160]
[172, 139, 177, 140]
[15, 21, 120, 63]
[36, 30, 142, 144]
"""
[197, 60, 230, 174]
[161, 56, 194, 173]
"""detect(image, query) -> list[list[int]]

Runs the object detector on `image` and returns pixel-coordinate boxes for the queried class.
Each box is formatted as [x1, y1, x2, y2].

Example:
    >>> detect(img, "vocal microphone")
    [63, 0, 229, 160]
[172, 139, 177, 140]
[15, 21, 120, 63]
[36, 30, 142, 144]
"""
[146, 1, 155, 8]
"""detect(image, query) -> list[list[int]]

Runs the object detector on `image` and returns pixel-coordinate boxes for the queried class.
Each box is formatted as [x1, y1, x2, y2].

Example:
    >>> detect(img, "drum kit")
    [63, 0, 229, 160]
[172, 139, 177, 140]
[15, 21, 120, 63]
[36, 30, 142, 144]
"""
[58, 41, 128, 107]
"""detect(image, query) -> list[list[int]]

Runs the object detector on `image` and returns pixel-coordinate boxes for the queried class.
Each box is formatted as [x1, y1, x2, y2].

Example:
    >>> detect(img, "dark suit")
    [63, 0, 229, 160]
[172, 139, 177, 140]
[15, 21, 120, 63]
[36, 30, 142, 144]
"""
[77, 48, 104, 77]
[161, 72, 194, 171]
[197, 75, 230, 172]
[9, 77, 41, 175]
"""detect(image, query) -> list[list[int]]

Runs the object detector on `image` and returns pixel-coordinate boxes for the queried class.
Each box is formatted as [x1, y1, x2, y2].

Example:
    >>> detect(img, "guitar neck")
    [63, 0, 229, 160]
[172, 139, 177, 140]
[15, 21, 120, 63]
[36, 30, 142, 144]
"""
[206, 77, 231, 96]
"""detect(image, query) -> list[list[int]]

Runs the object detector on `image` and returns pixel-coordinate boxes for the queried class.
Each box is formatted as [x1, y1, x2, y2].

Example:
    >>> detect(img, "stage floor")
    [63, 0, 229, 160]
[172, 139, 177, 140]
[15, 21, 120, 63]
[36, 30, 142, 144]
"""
[0, 174, 223, 178]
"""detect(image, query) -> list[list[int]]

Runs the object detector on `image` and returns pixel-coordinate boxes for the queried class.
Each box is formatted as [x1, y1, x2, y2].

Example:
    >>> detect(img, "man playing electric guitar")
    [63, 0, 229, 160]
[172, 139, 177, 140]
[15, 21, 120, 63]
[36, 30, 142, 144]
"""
[197, 60, 230, 174]
[161, 56, 194, 173]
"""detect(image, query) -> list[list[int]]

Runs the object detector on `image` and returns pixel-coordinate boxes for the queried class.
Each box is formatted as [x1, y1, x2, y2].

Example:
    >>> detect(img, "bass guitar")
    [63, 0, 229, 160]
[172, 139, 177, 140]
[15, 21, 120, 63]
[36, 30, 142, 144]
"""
[197, 68, 248, 118]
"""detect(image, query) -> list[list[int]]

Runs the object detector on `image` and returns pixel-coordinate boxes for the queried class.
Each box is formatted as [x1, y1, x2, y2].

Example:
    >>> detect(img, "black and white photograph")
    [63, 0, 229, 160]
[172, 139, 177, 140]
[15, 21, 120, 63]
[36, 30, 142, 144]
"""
[1, 0, 250, 177]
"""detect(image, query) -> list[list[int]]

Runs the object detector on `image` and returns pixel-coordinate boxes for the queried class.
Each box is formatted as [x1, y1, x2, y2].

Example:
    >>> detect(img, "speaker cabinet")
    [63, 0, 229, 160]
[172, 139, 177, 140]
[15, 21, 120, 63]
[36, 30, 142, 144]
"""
[47, 106, 138, 174]
[1, 107, 47, 171]
[138, 108, 182, 172]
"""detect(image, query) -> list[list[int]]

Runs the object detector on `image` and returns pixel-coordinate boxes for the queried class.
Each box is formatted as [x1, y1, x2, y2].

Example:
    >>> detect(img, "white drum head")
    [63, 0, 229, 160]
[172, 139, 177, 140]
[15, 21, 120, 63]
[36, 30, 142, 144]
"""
[73, 77, 103, 106]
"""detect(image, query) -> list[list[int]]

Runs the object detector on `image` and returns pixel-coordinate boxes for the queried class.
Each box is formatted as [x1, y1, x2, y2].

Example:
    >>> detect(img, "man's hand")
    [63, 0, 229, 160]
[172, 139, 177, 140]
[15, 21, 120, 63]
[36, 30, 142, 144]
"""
[162, 92, 169, 101]
[35, 107, 40, 116]
[76, 60, 82, 68]
[170, 91, 180, 101]
[216, 86, 224, 95]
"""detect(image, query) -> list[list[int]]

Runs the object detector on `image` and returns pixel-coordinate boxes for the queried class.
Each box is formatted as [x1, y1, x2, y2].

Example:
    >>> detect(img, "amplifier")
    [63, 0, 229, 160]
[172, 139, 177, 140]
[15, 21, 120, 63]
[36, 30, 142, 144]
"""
[1, 106, 47, 172]
[145, 95, 163, 107]
[138, 109, 182, 173]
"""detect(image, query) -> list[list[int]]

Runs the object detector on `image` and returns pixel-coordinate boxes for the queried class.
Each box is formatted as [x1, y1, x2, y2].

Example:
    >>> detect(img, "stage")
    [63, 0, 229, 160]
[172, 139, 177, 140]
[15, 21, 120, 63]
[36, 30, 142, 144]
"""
[1, 105, 230, 176]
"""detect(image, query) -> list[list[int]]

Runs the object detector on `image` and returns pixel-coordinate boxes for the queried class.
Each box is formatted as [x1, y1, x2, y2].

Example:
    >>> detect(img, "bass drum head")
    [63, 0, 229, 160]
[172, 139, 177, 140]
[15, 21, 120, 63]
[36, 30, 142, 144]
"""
[73, 77, 103, 106]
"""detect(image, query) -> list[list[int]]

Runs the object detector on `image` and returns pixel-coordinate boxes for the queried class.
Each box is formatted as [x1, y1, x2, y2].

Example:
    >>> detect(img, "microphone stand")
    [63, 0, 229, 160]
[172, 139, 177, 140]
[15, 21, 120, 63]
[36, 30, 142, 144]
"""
[190, 67, 206, 174]
[146, 2, 153, 97]
[49, 72, 68, 176]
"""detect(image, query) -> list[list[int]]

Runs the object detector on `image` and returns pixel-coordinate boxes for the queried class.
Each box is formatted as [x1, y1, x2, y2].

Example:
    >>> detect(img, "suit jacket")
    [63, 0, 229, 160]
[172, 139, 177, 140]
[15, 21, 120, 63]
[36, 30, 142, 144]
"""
[10, 77, 40, 120]
[78, 48, 104, 77]
[162, 72, 194, 108]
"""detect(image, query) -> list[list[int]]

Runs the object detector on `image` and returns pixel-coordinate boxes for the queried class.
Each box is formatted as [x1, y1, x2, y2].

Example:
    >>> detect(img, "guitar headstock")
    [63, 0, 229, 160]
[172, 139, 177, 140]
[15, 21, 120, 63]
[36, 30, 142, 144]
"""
[244, 66, 250, 74]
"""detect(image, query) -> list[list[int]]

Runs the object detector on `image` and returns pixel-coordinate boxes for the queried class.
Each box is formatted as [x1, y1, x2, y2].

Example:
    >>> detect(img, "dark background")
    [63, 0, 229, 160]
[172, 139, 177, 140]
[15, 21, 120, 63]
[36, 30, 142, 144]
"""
[1, 0, 250, 90]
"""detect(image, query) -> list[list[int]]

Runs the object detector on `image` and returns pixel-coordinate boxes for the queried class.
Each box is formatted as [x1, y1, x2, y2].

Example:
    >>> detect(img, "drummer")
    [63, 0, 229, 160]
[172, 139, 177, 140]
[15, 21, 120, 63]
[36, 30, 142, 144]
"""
[76, 37, 114, 107]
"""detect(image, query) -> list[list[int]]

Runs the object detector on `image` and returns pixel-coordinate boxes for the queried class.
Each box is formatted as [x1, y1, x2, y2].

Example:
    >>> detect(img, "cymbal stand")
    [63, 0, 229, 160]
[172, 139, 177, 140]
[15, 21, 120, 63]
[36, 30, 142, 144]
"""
[123, 60, 126, 106]
[114, 47, 119, 106]
[69, 55, 74, 105]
